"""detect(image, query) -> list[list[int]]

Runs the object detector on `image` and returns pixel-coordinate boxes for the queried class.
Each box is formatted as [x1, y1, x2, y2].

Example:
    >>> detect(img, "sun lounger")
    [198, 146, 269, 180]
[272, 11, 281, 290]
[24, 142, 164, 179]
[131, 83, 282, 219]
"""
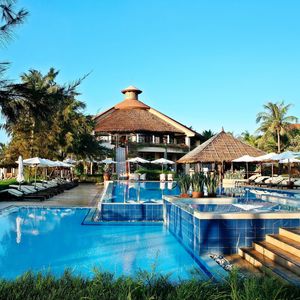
[252, 176, 270, 186]
[235, 174, 260, 187]
[160, 173, 166, 182]
[293, 180, 300, 189]
[0, 189, 45, 201]
[261, 176, 284, 187]
[278, 178, 296, 189]
[139, 173, 146, 180]
[167, 174, 173, 181]
[9, 185, 54, 198]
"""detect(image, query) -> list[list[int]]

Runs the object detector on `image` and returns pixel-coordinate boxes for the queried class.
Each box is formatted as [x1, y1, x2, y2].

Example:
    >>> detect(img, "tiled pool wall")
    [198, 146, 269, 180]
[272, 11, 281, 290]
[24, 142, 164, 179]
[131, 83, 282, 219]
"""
[100, 203, 163, 221]
[163, 199, 300, 255]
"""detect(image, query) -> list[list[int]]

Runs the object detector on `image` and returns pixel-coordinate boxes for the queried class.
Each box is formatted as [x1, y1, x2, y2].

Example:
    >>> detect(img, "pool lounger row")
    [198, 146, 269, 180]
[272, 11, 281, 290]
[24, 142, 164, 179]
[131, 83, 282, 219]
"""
[0, 179, 78, 201]
[237, 174, 300, 189]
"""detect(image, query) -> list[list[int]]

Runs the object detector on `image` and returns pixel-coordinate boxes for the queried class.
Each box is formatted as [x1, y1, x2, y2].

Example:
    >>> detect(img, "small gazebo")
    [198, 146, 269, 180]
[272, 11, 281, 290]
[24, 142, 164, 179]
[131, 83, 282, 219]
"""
[177, 129, 265, 173]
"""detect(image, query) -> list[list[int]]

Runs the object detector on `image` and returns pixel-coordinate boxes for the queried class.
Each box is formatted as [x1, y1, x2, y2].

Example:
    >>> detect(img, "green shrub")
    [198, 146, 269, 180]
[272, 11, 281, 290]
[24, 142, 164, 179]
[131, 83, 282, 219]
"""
[136, 167, 175, 181]
[177, 174, 191, 194]
[0, 269, 299, 300]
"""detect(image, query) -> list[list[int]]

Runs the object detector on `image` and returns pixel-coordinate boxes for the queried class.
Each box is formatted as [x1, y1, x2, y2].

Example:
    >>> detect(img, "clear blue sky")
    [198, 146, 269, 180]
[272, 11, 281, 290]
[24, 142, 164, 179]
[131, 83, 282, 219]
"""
[1, 0, 299, 142]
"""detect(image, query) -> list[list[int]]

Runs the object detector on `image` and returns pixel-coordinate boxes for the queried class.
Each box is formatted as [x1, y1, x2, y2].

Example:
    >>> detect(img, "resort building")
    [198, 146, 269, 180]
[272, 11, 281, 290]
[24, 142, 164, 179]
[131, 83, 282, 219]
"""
[93, 86, 202, 173]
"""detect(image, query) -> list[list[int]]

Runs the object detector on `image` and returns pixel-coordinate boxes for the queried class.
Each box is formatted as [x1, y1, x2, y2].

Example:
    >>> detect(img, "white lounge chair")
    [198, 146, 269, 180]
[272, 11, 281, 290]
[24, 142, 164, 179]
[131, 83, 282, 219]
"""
[167, 174, 173, 181]
[160, 174, 166, 182]
[140, 173, 146, 180]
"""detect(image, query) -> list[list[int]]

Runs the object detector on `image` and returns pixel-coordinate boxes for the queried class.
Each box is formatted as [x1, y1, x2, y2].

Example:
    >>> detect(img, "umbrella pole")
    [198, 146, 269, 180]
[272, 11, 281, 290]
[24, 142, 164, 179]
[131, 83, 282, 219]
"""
[271, 163, 274, 179]
[288, 160, 291, 182]
[246, 162, 248, 179]
[34, 166, 37, 187]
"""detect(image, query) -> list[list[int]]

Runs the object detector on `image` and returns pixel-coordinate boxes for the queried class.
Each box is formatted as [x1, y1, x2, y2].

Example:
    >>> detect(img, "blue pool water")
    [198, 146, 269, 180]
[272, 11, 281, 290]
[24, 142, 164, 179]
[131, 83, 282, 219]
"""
[106, 181, 180, 203]
[0, 207, 208, 280]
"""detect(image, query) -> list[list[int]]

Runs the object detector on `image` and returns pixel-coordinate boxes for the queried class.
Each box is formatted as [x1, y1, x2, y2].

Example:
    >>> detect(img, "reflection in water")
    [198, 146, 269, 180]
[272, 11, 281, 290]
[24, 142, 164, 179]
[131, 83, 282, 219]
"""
[0, 207, 206, 280]
[13, 208, 75, 244]
[16, 217, 22, 244]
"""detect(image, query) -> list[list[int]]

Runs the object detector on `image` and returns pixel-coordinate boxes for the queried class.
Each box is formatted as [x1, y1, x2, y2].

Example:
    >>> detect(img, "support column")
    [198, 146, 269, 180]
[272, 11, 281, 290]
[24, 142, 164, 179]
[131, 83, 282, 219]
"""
[136, 134, 139, 143]
[152, 135, 155, 144]
[167, 135, 170, 144]
[185, 136, 191, 148]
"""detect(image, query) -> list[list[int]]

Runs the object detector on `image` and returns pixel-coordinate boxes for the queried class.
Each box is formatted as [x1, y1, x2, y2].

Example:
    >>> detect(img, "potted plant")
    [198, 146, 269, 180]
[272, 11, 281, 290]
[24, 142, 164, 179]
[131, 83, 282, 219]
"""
[191, 172, 205, 198]
[177, 174, 191, 198]
[206, 173, 219, 197]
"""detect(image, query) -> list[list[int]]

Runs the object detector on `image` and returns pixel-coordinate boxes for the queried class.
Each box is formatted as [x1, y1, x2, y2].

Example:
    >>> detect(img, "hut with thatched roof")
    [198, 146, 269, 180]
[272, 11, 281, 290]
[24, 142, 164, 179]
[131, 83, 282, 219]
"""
[94, 86, 202, 164]
[177, 129, 265, 173]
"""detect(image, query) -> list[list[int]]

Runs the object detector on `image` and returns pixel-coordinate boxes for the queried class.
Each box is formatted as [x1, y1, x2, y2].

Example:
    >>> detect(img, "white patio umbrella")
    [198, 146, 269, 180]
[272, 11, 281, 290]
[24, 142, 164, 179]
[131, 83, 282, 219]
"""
[232, 155, 256, 179]
[63, 158, 77, 164]
[254, 152, 277, 162]
[151, 158, 175, 171]
[270, 151, 300, 182]
[16, 155, 25, 190]
[127, 157, 149, 174]
[100, 158, 117, 164]
[127, 157, 149, 164]
[22, 157, 56, 186]
[254, 152, 277, 178]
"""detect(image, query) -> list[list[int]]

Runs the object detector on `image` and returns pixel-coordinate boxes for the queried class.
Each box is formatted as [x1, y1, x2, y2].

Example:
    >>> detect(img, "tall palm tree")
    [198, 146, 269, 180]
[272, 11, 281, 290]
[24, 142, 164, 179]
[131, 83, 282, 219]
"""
[256, 101, 298, 153]
[0, 0, 28, 44]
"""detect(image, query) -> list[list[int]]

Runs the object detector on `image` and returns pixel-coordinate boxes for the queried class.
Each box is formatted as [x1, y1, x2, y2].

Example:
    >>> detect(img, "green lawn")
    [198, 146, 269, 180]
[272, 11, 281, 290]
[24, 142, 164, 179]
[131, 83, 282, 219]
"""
[0, 178, 17, 190]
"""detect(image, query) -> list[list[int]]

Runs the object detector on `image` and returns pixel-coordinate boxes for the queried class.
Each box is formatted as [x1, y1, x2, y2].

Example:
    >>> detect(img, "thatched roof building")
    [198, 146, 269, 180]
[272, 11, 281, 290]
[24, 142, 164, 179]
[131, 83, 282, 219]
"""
[94, 86, 200, 136]
[177, 130, 265, 164]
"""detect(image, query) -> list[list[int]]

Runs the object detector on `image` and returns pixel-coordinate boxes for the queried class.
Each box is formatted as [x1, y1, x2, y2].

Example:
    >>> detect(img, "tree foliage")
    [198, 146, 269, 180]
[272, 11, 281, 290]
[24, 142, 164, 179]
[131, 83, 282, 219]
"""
[1, 68, 109, 162]
[0, 0, 28, 44]
[256, 101, 298, 153]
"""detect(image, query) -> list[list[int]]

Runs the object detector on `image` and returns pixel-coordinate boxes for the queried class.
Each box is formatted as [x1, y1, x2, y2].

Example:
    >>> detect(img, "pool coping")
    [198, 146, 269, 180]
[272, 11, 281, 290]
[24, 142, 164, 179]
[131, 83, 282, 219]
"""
[163, 196, 300, 220]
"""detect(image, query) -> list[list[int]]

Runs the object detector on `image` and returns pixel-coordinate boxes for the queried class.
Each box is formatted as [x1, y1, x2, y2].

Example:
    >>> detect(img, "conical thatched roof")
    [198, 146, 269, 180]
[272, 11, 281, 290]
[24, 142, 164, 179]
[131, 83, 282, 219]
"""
[95, 108, 183, 134]
[177, 130, 265, 163]
[94, 86, 200, 136]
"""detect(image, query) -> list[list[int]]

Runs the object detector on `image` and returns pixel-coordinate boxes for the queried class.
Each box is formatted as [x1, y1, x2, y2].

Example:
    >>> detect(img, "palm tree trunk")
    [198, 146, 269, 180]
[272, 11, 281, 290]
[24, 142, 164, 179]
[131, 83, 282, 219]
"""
[277, 129, 281, 153]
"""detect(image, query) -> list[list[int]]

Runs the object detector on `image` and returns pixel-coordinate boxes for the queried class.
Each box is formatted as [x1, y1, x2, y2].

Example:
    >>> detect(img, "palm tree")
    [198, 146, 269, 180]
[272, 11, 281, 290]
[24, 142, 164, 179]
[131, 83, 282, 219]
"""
[201, 130, 215, 142]
[0, 0, 28, 44]
[240, 130, 259, 147]
[256, 101, 298, 153]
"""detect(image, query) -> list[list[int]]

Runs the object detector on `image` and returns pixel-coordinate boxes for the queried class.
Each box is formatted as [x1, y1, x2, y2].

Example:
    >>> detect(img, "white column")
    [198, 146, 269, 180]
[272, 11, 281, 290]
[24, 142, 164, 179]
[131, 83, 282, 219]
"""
[185, 136, 191, 148]
[136, 134, 139, 143]
[167, 135, 170, 144]
[108, 134, 112, 143]
[152, 135, 155, 144]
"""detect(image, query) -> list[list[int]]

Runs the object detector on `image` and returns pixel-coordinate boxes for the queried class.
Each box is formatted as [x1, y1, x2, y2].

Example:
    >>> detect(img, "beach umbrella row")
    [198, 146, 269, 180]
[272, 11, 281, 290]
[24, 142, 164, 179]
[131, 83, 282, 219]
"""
[16, 156, 74, 187]
[233, 151, 300, 180]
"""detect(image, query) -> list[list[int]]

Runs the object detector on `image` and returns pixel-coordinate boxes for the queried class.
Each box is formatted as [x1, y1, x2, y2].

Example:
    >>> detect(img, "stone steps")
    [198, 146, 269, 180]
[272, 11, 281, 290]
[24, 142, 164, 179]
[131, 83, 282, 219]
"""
[239, 227, 300, 285]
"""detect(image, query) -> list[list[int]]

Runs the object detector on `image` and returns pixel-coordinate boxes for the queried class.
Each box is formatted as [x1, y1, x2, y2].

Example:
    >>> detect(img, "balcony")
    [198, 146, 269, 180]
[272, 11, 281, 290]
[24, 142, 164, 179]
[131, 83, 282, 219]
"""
[128, 142, 189, 154]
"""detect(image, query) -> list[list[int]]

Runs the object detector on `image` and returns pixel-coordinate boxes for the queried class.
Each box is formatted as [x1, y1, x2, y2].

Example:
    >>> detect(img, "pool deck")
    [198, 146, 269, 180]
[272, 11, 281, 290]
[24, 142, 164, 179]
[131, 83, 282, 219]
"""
[0, 183, 103, 210]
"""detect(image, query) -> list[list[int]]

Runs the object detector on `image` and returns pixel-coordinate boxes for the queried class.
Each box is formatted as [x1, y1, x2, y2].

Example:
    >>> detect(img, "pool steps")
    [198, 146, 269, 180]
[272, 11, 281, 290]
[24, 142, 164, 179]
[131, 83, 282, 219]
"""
[239, 227, 300, 285]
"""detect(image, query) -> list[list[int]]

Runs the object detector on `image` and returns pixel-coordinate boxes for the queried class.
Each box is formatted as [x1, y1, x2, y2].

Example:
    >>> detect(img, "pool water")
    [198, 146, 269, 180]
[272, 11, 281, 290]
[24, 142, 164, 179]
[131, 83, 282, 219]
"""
[0, 207, 208, 280]
[107, 181, 180, 203]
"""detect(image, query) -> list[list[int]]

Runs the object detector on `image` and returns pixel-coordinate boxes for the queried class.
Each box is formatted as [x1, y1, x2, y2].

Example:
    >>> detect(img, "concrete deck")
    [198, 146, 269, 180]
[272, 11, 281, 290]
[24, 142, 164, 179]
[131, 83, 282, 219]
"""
[0, 183, 103, 210]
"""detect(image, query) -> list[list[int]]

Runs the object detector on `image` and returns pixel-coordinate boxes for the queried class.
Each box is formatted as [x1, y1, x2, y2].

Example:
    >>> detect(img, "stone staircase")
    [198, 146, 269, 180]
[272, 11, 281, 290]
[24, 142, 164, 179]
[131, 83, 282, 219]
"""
[116, 147, 127, 179]
[239, 228, 300, 285]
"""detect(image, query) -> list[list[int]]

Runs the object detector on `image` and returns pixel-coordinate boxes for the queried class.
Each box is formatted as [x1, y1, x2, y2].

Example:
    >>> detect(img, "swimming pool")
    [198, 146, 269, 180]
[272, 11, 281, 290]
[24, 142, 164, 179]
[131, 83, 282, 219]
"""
[102, 181, 180, 203]
[0, 207, 209, 280]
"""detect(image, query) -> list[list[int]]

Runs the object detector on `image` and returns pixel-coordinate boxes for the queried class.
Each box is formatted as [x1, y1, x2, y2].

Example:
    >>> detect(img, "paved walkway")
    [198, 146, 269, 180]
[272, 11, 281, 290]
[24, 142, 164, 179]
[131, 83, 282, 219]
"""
[0, 183, 104, 210]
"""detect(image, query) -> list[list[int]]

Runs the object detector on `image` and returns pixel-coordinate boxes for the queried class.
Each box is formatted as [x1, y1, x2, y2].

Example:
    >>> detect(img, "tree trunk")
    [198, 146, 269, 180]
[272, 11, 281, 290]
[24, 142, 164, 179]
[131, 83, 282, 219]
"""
[277, 129, 281, 153]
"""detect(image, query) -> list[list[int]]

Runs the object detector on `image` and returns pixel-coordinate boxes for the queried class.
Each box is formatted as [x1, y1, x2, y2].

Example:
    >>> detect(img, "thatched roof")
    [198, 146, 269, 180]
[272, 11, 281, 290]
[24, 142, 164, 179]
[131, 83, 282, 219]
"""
[177, 130, 265, 163]
[94, 108, 183, 134]
[94, 86, 200, 136]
